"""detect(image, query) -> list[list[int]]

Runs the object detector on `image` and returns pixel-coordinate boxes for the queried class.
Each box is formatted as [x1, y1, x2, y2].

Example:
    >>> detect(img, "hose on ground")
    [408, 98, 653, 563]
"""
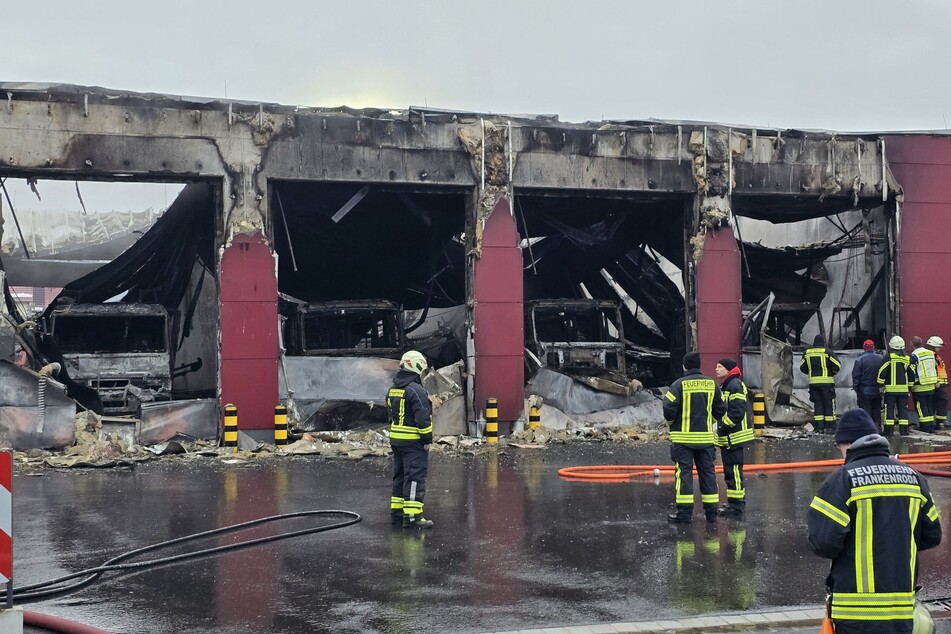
[13, 509, 361, 603]
[24, 610, 113, 634]
[559, 450, 951, 481]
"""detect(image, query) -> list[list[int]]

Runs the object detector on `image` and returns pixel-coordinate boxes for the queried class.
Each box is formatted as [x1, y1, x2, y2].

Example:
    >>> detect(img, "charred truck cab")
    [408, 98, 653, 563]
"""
[526, 299, 625, 373]
[283, 299, 405, 358]
[49, 304, 173, 415]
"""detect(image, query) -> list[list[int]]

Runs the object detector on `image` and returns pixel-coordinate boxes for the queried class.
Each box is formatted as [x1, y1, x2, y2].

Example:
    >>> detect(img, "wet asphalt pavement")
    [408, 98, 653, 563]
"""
[13, 434, 951, 634]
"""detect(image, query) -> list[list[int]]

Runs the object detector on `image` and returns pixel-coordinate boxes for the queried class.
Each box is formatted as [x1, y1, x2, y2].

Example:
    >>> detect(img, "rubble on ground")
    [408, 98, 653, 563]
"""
[21, 410, 951, 472]
[12, 407, 680, 471]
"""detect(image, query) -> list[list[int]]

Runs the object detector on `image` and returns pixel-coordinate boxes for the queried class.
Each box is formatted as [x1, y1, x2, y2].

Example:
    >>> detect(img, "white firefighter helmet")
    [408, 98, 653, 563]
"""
[927, 335, 944, 349]
[399, 350, 429, 375]
[889, 335, 906, 350]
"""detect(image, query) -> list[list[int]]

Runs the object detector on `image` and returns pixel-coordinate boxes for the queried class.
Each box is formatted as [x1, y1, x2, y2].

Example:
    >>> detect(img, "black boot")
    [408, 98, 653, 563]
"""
[666, 507, 692, 524]
[883, 426, 894, 437]
[900, 426, 910, 436]
[403, 515, 434, 529]
[717, 504, 744, 517]
[704, 506, 718, 523]
[391, 510, 404, 526]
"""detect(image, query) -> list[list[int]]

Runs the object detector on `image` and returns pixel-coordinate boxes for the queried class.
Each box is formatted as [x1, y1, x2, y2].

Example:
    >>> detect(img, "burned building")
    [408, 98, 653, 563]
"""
[0, 82, 948, 440]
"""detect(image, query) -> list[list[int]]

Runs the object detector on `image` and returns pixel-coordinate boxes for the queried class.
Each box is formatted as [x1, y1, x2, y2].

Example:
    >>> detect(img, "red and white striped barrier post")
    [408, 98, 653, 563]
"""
[0, 450, 10, 606]
[0, 450, 19, 633]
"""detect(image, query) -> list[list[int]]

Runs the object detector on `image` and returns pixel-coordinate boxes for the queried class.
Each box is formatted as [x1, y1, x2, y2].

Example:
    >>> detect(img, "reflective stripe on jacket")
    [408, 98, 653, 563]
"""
[663, 369, 726, 446]
[387, 371, 433, 445]
[799, 347, 841, 385]
[910, 348, 938, 393]
[716, 373, 754, 447]
[807, 435, 942, 632]
[937, 354, 948, 386]
[877, 352, 911, 393]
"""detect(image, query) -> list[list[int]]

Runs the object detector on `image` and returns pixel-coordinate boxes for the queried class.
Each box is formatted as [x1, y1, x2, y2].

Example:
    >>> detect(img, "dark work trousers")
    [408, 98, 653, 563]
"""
[808, 385, 837, 433]
[719, 444, 746, 510]
[934, 385, 948, 429]
[391, 443, 428, 517]
[856, 393, 883, 429]
[882, 393, 910, 436]
[913, 390, 936, 433]
[670, 444, 718, 513]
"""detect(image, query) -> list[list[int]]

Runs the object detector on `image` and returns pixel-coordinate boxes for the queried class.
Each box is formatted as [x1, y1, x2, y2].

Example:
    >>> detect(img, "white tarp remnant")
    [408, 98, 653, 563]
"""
[139, 399, 218, 445]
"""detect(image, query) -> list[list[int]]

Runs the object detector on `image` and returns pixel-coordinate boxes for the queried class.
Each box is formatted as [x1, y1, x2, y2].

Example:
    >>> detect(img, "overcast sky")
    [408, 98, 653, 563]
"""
[4, 0, 951, 212]
[7, 0, 951, 131]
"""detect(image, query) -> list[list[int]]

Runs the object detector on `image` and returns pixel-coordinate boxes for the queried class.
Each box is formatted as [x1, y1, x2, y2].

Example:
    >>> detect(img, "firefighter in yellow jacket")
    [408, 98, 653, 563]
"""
[927, 336, 947, 430]
[799, 334, 841, 434]
[663, 352, 727, 524]
[714, 358, 754, 517]
[807, 408, 942, 634]
[910, 336, 938, 433]
[878, 336, 912, 437]
[388, 350, 435, 529]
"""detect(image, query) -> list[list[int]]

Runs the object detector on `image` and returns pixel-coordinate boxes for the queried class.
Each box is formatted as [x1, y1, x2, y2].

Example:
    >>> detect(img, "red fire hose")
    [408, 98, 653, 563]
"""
[24, 611, 113, 634]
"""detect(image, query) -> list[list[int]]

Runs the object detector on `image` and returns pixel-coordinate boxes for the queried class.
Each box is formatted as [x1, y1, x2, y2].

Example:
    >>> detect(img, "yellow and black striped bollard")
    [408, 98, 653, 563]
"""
[274, 404, 288, 447]
[752, 392, 766, 436]
[529, 404, 541, 430]
[223, 404, 239, 450]
[486, 398, 499, 444]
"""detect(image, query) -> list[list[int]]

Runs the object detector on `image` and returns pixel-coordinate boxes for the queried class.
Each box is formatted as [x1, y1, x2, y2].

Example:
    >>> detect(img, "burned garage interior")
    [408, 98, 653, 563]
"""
[732, 192, 892, 422]
[1, 84, 938, 448]
[269, 181, 469, 431]
[514, 191, 687, 390]
[0, 177, 221, 447]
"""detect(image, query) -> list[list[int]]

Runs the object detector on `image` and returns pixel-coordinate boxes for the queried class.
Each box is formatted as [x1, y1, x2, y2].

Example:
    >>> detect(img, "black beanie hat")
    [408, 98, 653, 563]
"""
[834, 408, 878, 445]
[718, 358, 737, 371]
[813, 334, 825, 346]
[682, 352, 701, 370]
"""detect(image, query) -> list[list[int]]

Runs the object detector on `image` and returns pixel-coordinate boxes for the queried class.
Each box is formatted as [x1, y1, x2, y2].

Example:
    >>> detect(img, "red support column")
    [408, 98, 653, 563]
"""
[473, 195, 525, 424]
[886, 135, 951, 338]
[219, 232, 279, 430]
[695, 229, 742, 376]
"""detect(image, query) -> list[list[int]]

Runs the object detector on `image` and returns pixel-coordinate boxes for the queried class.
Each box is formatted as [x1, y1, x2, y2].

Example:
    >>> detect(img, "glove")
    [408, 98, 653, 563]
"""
[717, 422, 729, 436]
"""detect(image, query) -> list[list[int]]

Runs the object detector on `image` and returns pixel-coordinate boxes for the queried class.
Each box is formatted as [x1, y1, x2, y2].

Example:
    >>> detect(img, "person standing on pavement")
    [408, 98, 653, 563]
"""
[663, 352, 727, 524]
[878, 336, 912, 437]
[910, 336, 938, 433]
[800, 334, 841, 434]
[851, 339, 883, 430]
[714, 358, 754, 517]
[927, 336, 947, 430]
[807, 408, 942, 634]
[387, 350, 435, 529]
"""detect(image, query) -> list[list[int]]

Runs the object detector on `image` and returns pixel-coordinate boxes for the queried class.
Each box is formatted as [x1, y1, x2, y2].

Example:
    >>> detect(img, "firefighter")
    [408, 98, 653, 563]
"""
[664, 352, 727, 524]
[714, 358, 754, 517]
[807, 408, 942, 634]
[878, 336, 912, 437]
[927, 336, 947, 430]
[387, 350, 435, 529]
[851, 339, 883, 429]
[799, 334, 841, 434]
[910, 336, 938, 433]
